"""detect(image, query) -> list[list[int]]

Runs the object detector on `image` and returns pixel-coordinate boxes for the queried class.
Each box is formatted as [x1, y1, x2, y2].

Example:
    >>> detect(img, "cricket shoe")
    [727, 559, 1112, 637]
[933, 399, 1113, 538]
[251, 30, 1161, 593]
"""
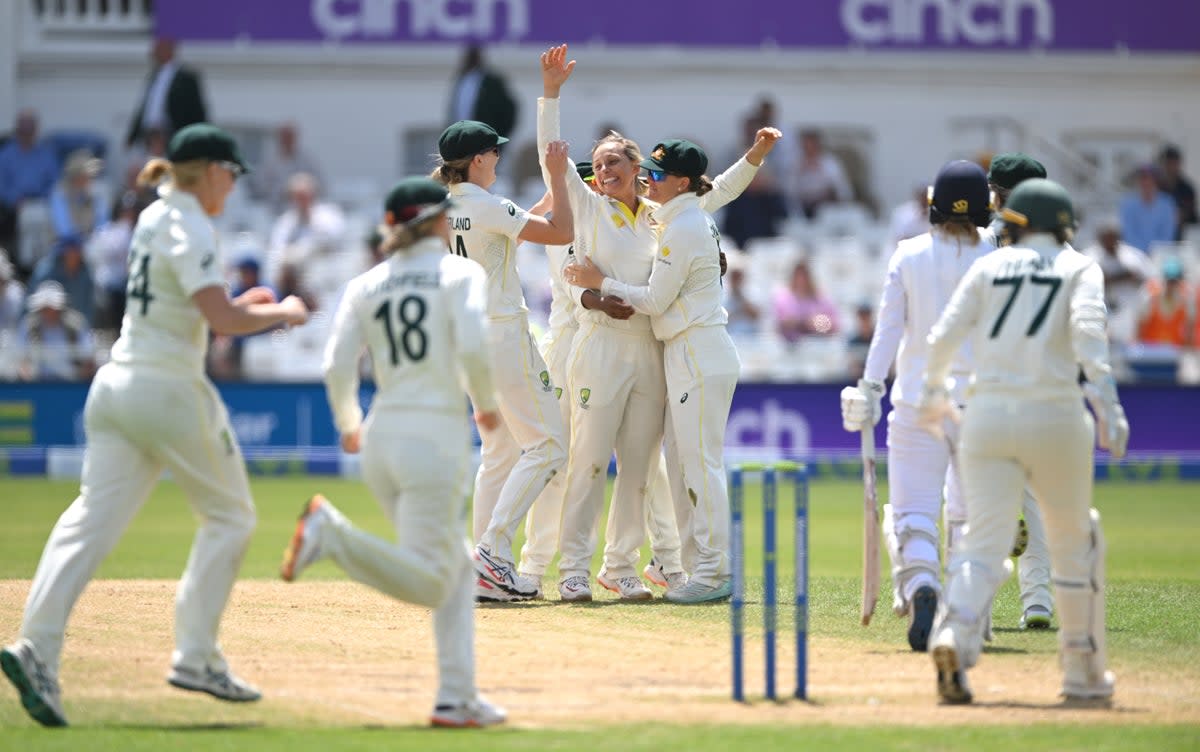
[558, 575, 593, 602]
[476, 577, 524, 603]
[167, 666, 262, 702]
[930, 628, 973, 705]
[665, 578, 732, 604]
[1062, 670, 1115, 705]
[1020, 605, 1052, 630]
[907, 585, 938, 652]
[642, 558, 690, 593]
[597, 570, 653, 601]
[431, 696, 507, 728]
[1, 639, 67, 727]
[280, 495, 331, 582]
[515, 572, 545, 600]
[473, 546, 538, 597]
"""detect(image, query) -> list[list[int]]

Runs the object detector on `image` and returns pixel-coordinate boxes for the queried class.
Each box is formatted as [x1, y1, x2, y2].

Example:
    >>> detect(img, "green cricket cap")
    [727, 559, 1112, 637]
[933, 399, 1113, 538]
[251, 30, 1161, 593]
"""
[641, 139, 708, 178]
[987, 152, 1047, 190]
[576, 160, 595, 181]
[384, 177, 453, 224]
[1000, 178, 1076, 232]
[438, 120, 509, 161]
[167, 123, 251, 173]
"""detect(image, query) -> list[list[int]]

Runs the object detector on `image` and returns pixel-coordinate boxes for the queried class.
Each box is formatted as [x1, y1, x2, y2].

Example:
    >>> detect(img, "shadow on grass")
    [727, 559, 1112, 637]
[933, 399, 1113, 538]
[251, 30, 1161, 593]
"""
[106, 721, 265, 731]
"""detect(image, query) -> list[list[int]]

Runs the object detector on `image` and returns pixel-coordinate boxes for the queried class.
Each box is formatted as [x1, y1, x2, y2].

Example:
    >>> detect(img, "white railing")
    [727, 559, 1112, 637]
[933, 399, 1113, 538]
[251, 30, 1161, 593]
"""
[28, 0, 152, 36]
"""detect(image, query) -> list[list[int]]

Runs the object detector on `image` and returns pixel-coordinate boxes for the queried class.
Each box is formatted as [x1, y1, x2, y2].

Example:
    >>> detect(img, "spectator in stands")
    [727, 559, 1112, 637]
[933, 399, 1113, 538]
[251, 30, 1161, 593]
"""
[447, 45, 517, 139]
[1083, 219, 1156, 322]
[49, 150, 108, 242]
[790, 129, 852, 219]
[722, 249, 759, 337]
[0, 250, 23, 333]
[1120, 164, 1178, 253]
[889, 184, 931, 244]
[18, 281, 95, 382]
[251, 122, 325, 212]
[846, 302, 876, 380]
[125, 37, 209, 149]
[0, 110, 60, 256]
[1158, 145, 1197, 240]
[266, 172, 346, 291]
[774, 259, 839, 342]
[1138, 258, 1194, 347]
[722, 116, 789, 249]
[86, 190, 145, 331]
[29, 235, 95, 326]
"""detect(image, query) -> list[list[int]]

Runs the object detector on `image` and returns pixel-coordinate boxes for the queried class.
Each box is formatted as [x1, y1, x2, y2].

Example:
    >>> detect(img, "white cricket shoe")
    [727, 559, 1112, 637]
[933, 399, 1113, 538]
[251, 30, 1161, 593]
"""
[473, 546, 539, 597]
[280, 495, 330, 582]
[167, 666, 262, 702]
[1020, 605, 1052, 630]
[597, 570, 653, 601]
[930, 627, 973, 705]
[1062, 654, 1115, 703]
[515, 572, 545, 600]
[431, 696, 507, 728]
[1, 639, 67, 727]
[665, 579, 732, 604]
[642, 558, 689, 593]
[476, 577, 524, 603]
[558, 575, 593, 602]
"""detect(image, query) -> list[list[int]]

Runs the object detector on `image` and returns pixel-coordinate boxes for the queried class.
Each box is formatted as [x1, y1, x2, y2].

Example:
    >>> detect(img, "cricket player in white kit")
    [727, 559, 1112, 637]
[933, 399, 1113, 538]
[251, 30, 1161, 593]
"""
[841, 160, 994, 651]
[540, 45, 779, 602]
[1, 125, 310, 727]
[917, 179, 1128, 704]
[280, 177, 506, 727]
[434, 121, 574, 600]
[567, 139, 742, 604]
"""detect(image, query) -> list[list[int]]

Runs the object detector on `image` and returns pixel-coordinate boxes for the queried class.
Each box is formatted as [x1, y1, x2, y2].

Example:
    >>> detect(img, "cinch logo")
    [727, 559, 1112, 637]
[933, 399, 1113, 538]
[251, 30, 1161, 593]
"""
[725, 399, 811, 452]
[840, 0, 1053, 46]
[312, 0, 530, 41]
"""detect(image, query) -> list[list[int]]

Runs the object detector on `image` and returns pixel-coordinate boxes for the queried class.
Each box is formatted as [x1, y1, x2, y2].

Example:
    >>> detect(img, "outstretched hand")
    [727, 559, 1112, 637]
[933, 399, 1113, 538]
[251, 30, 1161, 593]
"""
[563, 256, 606, 289]
[746, 127, 783, 166]
[544, 140, 571, 176]
[541, 44, 576, 97]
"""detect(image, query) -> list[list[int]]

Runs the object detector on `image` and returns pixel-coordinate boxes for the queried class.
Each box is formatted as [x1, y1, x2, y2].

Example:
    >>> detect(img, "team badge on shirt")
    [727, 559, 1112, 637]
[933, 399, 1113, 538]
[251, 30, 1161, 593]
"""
[579, 387, 591, 409]
[538, 370, 553, 392]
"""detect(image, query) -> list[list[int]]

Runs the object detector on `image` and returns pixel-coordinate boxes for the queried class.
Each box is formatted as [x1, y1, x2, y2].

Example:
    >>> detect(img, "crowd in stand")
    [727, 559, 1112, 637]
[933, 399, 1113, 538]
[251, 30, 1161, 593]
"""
[1, 42, 1197, 383]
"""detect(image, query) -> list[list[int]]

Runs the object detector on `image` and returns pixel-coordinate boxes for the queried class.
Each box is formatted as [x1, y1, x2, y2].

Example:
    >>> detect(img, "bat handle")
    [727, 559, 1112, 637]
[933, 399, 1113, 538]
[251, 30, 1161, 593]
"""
[860, 425, 875, 461]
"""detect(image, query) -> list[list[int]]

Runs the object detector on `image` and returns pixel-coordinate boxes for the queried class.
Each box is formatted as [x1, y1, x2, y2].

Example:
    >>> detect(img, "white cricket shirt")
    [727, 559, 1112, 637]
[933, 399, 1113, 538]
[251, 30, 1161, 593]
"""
[323, 236, 497, 435]
[445, 182, 532, 321]
[108, 185, 226, 376]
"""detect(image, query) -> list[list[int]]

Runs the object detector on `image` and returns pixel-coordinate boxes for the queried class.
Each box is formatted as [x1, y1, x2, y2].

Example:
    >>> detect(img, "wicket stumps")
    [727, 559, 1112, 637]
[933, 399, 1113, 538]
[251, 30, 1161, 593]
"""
[730, 461, 809, 702]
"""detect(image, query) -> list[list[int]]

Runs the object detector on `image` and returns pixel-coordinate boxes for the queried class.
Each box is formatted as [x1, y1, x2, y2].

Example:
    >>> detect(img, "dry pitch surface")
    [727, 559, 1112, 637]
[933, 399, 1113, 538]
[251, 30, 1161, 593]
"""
[1, 579, 1197, 729]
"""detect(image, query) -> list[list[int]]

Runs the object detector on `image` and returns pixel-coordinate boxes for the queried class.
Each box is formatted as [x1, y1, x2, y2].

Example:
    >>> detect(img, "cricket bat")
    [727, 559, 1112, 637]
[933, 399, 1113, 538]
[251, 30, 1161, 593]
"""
[860, 426, 880, 626]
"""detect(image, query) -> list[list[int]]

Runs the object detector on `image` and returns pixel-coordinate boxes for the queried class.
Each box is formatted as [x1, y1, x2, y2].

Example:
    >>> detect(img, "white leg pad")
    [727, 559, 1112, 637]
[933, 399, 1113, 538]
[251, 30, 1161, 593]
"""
[934, 558, 1010, 668]
[1055, 508, 1110, 692]
[883, 504, 942, 615]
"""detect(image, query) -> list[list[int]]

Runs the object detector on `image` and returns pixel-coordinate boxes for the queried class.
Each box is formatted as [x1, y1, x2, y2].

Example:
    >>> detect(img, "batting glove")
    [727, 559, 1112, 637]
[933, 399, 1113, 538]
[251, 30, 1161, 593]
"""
[840, 378, 885, 432]
[1083, 383, 1129, 459]
[916, 381, 951, 439]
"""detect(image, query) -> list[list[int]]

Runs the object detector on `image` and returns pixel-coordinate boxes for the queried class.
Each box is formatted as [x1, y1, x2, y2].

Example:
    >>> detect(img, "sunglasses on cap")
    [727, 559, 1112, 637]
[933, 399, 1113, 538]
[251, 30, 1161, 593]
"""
[215, 161, 245, 179]
[644, 169, 667, 183]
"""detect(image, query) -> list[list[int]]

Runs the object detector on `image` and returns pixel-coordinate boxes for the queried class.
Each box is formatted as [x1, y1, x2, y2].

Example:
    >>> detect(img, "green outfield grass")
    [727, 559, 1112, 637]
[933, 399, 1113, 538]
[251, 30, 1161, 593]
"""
[2, 476, 1198, 749]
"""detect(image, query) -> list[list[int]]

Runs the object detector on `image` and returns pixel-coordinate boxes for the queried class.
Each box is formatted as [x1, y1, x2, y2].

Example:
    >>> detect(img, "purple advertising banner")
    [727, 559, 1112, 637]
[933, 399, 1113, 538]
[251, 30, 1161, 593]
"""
[727, 382, 1195, 455]
[155, 0, 1200, 52]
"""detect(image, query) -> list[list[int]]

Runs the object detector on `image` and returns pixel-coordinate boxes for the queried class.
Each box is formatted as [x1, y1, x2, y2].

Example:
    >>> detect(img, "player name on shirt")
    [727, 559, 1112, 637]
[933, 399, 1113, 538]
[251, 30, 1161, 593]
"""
[364, 271, 441, 297]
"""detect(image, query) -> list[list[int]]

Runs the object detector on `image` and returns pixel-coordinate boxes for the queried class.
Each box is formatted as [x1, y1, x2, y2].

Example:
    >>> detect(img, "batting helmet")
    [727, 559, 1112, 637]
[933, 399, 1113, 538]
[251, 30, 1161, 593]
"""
[1000, 178, 1075, 234]
[928, 160, 991, 228]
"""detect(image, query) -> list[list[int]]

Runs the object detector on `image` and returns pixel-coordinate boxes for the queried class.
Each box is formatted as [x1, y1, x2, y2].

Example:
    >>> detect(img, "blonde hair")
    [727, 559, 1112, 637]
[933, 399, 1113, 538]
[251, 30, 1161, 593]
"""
[593, 131, 648, 196]
[933, 218, 982, 244]
[378, 216, 442, 253]
[135, 157, 208, 189]
[430, 155, 473, 186]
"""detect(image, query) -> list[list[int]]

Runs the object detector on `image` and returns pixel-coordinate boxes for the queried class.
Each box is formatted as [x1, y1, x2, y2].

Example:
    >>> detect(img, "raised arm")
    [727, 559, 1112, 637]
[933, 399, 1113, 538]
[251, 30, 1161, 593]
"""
[537, 45, 596, 209]
[518, 140, 574, 245]
[700, 127, 783, 213]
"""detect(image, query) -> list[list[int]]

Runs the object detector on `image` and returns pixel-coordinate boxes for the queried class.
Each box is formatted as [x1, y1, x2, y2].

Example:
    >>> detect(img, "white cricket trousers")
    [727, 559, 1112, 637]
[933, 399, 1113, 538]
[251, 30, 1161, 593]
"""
[471, 315, 566, 562]
[20, 363, 255, 676]
[946, 394, 1100, 671]
[519, 324, 576, 577]
[557, 322, 683, 580]
[662, 326, 740, 586]
[316, 409, 478, 707]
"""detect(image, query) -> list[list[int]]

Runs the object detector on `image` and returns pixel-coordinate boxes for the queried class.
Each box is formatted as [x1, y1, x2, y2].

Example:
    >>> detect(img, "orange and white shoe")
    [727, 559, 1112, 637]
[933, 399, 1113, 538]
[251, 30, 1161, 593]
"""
[280, 495, 330, 582]
[431, 697, 507, 728]
[597, 570, 653, 601]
